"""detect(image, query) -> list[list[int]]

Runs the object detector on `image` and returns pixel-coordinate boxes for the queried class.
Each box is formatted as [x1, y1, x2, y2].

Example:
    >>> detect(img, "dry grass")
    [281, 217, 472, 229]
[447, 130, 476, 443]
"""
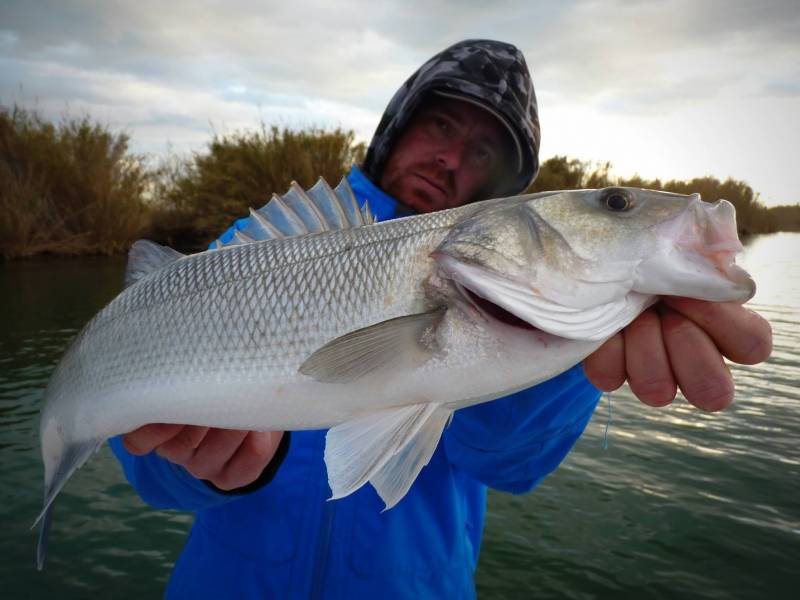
[2, 107, 795, 259]
[0, 105, 151, 258]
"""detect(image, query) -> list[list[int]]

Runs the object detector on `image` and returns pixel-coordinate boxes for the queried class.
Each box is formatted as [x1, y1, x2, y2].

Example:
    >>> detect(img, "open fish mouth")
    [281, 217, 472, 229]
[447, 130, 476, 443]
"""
[456, 281, 541, 331]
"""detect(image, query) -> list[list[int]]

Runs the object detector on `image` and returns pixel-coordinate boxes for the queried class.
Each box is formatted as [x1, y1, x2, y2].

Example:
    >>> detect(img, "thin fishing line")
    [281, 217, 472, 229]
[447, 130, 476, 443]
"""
[602, 391, 613, 450]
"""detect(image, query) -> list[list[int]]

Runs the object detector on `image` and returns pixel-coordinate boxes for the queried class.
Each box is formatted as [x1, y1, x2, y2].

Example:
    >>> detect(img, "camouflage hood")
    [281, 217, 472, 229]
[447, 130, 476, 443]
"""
[362, 39, 540, 197]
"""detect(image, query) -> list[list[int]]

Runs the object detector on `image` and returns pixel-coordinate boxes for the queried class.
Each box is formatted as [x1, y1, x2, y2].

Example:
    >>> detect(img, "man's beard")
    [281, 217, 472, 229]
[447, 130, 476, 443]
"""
[410, 163, 455, 198]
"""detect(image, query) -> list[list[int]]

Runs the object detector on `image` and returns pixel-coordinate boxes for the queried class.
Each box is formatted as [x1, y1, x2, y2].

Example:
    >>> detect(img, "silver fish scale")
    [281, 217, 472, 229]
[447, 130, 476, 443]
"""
[50, 209, 467, 413]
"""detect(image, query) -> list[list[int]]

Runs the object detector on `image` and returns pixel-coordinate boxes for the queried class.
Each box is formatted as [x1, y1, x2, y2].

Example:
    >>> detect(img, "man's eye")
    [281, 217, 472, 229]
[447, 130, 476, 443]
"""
[433, 117, 449, 134]
[469, 145, 495, 167]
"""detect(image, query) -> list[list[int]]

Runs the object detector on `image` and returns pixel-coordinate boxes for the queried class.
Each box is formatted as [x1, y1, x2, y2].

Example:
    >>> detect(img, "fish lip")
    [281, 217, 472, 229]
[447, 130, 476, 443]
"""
[449, 274, 557, 337]
[433, 251, 539, 332]
[685, 249, 756, 301]
[646, 197, 756, 302]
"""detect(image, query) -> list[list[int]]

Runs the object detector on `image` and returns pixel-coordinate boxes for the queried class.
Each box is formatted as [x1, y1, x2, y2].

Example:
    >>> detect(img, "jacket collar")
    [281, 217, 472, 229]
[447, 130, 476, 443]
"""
[346, 165, 416, 221]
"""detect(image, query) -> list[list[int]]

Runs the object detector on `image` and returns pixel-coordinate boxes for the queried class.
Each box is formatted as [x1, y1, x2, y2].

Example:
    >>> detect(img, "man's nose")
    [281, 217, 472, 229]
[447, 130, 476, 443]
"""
[435, 142, 465, 170]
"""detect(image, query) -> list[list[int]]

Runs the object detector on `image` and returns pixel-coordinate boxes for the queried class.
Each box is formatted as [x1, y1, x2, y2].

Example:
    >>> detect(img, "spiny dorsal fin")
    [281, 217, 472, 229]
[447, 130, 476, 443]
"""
[216, 177, 375, 249]
[125, 240, 186, 288]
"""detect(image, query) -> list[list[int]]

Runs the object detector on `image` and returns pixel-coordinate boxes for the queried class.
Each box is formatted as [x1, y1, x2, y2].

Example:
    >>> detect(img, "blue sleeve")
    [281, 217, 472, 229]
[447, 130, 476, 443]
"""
[443, 364, 601, 494]
[109, 436, 242, 511]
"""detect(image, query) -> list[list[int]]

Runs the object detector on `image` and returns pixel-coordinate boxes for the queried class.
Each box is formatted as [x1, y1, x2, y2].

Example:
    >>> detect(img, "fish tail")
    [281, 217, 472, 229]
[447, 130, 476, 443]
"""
[36, 502, 53, 571]
[33, 437, 102, 570]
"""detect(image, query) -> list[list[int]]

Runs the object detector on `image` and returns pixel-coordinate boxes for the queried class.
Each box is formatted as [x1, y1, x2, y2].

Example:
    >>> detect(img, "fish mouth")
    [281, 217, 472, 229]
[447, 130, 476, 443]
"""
[456, 282, 540, 331]
[639, 198, 756, 302]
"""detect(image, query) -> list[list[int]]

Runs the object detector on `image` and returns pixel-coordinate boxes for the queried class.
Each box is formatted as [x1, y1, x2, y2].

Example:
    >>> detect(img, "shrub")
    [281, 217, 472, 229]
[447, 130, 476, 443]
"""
[153, 125, 365, 242]
[0, 105, 151, 258]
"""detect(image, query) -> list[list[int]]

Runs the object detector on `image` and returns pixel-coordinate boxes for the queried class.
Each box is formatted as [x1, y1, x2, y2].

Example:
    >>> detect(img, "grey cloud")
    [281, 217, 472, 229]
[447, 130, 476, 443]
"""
[517, 0, 800, 112]
[1, 0, 797, 139]
[764, 79, 800, 97]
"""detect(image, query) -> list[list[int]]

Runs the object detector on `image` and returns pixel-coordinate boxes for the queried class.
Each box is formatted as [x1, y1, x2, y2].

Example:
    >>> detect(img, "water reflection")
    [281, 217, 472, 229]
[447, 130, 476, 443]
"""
[478, 233, 800, 599]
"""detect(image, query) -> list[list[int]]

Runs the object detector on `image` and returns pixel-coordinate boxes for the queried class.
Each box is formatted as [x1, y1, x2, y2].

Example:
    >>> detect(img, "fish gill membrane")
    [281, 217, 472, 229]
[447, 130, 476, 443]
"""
[34, 181, 756, 569]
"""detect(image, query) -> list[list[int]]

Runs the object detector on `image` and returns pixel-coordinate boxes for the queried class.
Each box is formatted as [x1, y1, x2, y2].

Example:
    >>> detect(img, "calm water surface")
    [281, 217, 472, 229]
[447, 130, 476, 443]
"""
[1, 233, 798, 598]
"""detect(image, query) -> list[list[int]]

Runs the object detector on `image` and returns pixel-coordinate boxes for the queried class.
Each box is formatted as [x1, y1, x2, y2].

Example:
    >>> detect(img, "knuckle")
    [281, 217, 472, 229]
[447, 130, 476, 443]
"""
[245, 434, 278, 463]
[122, 435, 143, 455]
[210, 473, 236, 491]
[584, 363, 624, 391]
[663, 314, 697, 342]
[684, 377, 734, 411]
[215, 469, 257, 491]
[631, 377, 676, 406]
[739, 328, 773, 364]
[186, 462, 215, 481]
[168, 434, 198, 457]
[591, 374, 625, 392]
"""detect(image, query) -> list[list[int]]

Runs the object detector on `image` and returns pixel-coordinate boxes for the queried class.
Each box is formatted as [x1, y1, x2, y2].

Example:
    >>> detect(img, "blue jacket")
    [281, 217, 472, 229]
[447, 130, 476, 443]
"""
[110, 165, 602, 599]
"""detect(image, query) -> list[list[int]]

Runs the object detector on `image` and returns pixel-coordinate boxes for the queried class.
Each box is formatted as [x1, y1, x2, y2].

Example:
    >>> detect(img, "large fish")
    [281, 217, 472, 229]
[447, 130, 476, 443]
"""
[35, 180, 755, 568]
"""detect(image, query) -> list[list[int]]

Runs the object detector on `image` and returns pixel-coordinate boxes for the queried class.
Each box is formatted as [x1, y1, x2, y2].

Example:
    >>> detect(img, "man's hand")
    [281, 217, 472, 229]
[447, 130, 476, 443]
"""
[123, 425, 284, 491]
[584, 298, 772, 411]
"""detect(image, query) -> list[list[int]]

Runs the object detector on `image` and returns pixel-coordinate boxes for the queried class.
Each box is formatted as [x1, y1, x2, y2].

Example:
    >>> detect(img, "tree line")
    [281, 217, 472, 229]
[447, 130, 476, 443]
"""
[1, 105, 796, 258]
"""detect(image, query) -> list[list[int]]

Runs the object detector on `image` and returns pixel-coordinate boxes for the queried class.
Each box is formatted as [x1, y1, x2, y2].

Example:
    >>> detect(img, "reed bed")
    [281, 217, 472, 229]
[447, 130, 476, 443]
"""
[1, 107, 795, 259]
[0, 105, 150, 258]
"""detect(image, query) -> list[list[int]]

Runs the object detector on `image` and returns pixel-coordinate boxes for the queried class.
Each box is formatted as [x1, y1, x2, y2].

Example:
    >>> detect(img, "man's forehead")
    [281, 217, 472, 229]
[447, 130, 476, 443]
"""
[417, 96, 507, 138]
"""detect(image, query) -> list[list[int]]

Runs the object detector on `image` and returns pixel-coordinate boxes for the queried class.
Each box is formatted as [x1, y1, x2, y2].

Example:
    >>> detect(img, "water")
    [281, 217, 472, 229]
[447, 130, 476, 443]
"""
[1, 234, 798, 598]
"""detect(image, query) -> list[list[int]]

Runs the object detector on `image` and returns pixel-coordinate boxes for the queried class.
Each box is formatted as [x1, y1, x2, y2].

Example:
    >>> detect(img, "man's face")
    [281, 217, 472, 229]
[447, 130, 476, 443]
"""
[379, 96, 513, 214]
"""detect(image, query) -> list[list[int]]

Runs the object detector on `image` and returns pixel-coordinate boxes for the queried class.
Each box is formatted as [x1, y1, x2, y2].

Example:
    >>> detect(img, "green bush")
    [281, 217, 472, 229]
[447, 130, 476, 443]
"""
[0, 105, 151, 258]
[153, 125, 365, 242]
[531, 156, 798, 235]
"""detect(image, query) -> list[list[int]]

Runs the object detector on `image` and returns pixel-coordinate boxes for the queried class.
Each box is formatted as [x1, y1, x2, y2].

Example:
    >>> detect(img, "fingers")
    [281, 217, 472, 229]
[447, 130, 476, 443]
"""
[660, 305, 735, 411]
[182, 428, 249, 481]
[623, 308, 676, 406]
[211, 431, 284, 491]
[123, 423, 185, 455]
[663, 297, 772, 365]
[123, 422, 285, 492]
[583, 332, 626, 392]
[155, 426, 210, 463]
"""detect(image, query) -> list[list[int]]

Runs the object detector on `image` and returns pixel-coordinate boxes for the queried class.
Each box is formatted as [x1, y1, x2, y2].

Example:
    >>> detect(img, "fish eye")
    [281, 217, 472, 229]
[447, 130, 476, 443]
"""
[603, 189, 631, 212]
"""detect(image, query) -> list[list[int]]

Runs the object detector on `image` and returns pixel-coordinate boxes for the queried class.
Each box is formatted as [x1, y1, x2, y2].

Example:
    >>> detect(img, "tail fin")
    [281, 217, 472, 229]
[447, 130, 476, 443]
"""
[34, 438, 102, 570]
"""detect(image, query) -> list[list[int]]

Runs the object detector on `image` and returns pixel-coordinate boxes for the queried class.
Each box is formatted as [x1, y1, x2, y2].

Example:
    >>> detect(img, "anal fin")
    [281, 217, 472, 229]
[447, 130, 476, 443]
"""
[325, 403, 452, 510]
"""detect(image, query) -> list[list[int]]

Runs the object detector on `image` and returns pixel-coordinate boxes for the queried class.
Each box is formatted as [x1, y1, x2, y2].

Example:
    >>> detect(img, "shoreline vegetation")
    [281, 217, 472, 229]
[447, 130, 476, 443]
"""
[2, 105, 798, 259]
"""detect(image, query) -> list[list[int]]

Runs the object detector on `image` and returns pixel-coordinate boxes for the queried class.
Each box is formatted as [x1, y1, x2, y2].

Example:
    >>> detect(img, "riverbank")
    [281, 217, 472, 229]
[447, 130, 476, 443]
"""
[2, 106, 797, 258]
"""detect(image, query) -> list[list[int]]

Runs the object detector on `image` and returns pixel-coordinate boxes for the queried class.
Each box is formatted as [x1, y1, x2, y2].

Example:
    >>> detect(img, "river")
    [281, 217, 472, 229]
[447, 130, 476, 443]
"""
[1, 233, 798, 598]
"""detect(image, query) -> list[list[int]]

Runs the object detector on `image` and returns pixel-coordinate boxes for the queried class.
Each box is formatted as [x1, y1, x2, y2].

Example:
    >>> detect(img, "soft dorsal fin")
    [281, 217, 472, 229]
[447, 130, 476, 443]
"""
[124, 240, 186, 288]
[217, 177, 375, 249]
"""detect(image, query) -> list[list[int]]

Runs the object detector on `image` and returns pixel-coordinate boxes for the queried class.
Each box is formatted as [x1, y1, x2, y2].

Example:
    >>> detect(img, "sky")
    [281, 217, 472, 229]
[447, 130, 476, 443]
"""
[1, 0, 798, 206]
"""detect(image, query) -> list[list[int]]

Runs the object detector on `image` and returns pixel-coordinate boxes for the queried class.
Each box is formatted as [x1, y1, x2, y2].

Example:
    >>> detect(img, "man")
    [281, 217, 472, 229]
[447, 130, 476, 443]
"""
[111, 40, 772, 598]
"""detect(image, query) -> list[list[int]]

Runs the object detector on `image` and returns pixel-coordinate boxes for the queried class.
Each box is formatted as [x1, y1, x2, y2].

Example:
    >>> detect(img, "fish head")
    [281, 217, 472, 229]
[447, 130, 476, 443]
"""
[433, 187, 755, 339]
[529, 186, 755, 302]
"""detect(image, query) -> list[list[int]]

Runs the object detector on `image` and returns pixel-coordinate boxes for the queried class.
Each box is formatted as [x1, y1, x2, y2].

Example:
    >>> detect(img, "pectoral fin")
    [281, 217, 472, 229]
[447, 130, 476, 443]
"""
[299, 307, 445, 383]
[325, 403, 453, 509]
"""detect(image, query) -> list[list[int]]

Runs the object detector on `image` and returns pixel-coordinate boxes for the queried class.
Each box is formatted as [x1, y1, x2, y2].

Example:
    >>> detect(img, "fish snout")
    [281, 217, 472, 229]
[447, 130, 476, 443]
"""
[639, 196, 756, 303]
[696, 199, 742, 253]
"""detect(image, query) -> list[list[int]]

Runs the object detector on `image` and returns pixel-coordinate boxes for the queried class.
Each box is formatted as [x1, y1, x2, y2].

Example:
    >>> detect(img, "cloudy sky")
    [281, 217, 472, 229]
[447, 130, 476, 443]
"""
[1, 0, 798, 206]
